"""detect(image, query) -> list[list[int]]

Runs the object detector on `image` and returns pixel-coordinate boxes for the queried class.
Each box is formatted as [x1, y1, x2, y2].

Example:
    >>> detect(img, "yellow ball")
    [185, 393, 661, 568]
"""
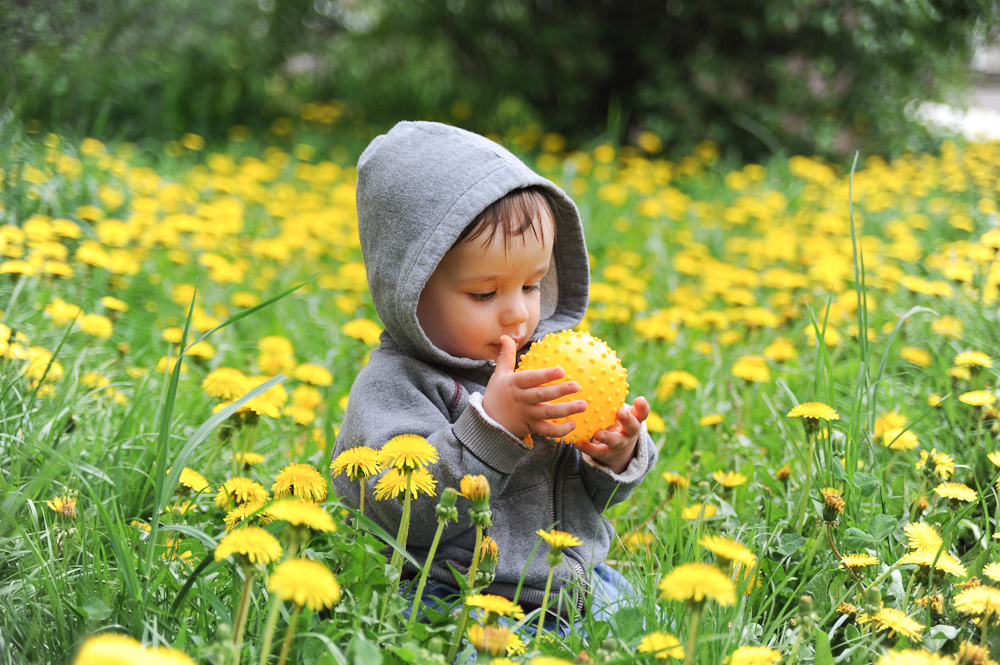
[516, 330, 629, 444]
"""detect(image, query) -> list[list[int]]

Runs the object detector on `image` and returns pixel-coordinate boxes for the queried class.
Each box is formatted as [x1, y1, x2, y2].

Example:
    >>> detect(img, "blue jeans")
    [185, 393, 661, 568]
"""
[401, 563, 636, 639]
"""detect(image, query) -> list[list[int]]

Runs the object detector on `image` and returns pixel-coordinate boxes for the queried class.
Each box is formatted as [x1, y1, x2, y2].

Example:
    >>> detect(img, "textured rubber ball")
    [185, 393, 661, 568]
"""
[516, 330, 629, 443]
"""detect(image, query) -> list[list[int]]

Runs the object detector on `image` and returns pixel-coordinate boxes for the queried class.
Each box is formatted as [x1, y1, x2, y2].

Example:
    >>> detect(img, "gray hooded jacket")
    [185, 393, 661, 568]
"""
[332, 120, 657, 612]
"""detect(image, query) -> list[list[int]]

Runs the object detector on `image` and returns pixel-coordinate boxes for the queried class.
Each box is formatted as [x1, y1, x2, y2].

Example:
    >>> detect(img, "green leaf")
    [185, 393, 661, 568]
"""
[348, 633, 383, 665]
[776, 533, 807, 556]
[613, 607, 644, 642]
[842, 527, 876, 550]
[852, 472, 878, 496]
[814, 628, 834, 665]
[870, 514, 897, 542]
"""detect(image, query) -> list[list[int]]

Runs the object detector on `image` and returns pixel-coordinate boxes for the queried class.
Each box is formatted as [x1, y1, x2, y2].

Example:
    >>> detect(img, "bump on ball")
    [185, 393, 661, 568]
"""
[516, 330, 629, 443]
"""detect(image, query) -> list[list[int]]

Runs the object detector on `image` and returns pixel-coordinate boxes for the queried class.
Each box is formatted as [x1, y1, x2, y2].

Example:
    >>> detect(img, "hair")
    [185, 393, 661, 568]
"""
[454, 186, 557, 252]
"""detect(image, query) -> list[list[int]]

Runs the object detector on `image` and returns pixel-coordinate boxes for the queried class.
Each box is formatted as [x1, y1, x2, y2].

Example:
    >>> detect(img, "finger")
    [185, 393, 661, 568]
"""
[530, 399, 587, 421]
[572, 438, 613, 459]
[528, 381, 581, 404]
[494, 335, 518, 375]
[633, 396, 651, 422]
[512, 365, 566, 388]
[533, 419, 577, 439]
[593, 429, 628, 448]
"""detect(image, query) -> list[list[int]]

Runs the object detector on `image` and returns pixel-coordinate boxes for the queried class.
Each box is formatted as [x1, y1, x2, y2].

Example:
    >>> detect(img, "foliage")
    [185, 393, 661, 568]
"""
[0, 119, 1000, 664]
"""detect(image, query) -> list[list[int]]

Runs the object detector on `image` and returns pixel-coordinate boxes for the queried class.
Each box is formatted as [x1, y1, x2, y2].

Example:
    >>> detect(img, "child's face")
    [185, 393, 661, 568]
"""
[417, 208, 555, 361]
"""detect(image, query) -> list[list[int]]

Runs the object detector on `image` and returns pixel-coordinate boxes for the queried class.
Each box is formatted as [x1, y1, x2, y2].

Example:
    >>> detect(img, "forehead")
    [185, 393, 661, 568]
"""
[443, 213, 554, 278]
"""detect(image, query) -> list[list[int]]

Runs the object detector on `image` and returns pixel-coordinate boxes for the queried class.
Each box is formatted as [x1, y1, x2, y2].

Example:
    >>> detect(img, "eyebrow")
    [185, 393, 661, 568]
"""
[460, 265, 550, 284]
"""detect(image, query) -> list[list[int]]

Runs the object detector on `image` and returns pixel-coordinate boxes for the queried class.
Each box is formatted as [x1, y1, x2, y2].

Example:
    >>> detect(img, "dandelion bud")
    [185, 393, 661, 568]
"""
[475, 536, 499, 586]
[821, 488, 845, 523]
[461, 474, 492, 528]
[865, 587, 882, 617]
[435, 487, 459, 523]
[776, 464, 791, 483]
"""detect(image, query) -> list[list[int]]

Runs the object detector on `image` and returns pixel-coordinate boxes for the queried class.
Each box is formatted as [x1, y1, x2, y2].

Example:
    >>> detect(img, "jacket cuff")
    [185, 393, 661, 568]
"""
[581, 425, 654, 487]
[453, 393, 529, 474]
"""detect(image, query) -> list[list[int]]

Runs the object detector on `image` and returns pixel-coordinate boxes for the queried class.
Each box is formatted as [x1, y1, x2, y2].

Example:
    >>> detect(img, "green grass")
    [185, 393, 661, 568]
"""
[0, 120, 999, 664]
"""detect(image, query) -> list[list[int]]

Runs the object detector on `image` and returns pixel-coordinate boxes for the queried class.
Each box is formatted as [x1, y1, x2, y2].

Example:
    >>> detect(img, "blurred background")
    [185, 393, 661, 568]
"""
[1, 0, 1000, 159]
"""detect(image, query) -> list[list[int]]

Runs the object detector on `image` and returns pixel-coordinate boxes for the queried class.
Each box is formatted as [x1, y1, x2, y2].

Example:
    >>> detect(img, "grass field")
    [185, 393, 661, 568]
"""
[1, 116, 999, 665]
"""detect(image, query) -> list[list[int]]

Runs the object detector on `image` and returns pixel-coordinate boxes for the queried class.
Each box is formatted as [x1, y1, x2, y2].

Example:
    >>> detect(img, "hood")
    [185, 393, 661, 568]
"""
[356, 121, 590, 369]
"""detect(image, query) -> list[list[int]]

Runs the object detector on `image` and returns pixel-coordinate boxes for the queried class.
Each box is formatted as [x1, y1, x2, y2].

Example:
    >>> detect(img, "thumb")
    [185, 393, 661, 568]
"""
[495, 335, 517, 374]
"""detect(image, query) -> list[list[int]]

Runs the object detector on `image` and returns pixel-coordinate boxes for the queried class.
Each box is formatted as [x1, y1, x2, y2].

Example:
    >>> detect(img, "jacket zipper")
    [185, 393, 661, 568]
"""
[549, 445, 588, 614]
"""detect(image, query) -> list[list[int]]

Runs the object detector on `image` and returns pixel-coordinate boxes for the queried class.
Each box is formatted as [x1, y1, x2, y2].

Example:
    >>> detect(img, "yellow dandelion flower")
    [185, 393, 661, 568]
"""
[900, 346, 932, 367]
[699, 414, 723, 427]
[464, 593, 525, 619]
[659, 562, 736, 606]
[536, 529, 582, 551]
[954, 351, 992, 368]
[900, 549, 968, 577]
[267, 499, 336, 532]
[100, 296, 128, 312]
[341, 318, 383, 345]
[623, 530, 654, 552]
[268, 558, 342, 610]
[787, 402, 840, 420]
[731, 355, 771, 383]
[954, 585, 1000, 619]
[932, 316, 963, 339]
[948, 366, 972, 381]
[857, 606, 923, 640]
[214, 526, 282, 563]
[681, 503, 717, 520]
[223, 500, 274, 532]
[381, 434, 438, 471]
[763, 338, 797, 363]
[882, 428, 918, 450]
[233, 452, 265, 467]
[373, 467, 437, 501]
[873, 411, 908, 440]
[915, 449, 955, 480]
[47, 495, 77, 519]
[959, 390, 997, 408]
[272, 463, 327, 502]
[904, 523, 943, 552]
[955, 643, 997, 665]
[466, 625, 514, 657]
[215, 477, 268, 508]
[72, 633, 197, 665]
[712, 470, 748, 487]
[698, 535, 756, 566]
[989, 451, 1000, 468]
[637, 631, 684, 660]
[79, 314, 113, 339]
[655, 370, 700, 399]
[840, 553, 880, 568]
[875, 649, 956, 665]
[982, 562, 1000, 582]
[928, 393, 944, 407]
[933, 481, 977, 503]
[331, 447, 385, 481]
[293, 363, 333, 386]
[725, 646, 782, 665]
[661, 471, 689, 487]
[176, 467, 210, 493]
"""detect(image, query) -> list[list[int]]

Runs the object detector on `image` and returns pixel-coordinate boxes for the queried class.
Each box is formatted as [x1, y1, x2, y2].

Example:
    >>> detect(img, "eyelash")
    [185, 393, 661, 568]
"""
[469, 285, 540, 301]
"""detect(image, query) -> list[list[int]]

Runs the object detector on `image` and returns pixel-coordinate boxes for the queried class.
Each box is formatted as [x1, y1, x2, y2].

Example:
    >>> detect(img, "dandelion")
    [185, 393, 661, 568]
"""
[662, 471, 689, 487]
[933, 481, 977, 503]
[215, 477, 268, 508]
[982, 562, 1000, 582]
[731, 355, 770, 383]
[900, 346, 932, 367]
[214, 526, 282, 564]
[857, 606, 923, 640]
[409, 488, 459, 626]
[900, 549, 968, 577]
[47, 495, 77, 519]
[293, 363, 333, 386]
[79, 314, 113, 339]
[381, 434, 438, 471]
[904, 523, 943, 552]
[176, 467, 210, 494]
[233, 452, 265, 469]
[875, 649, 954, 665]
[72, 633, 196, 665]
[954, 585, 1000, 621]
[724, 646, 782, 665]
[955, 642, 996, 665]
[873, 411, 908, 440]
[272, 463, 327, 502]
[954, 351, 992, 368]
[465, 593, 525, 620]
[267, 499, 336, 533]
[535, 528, 582, 635]
[681, 503, 717, 520]
[660, 562, 736, 665]
[655, 370, 700, 399]
[466, 625, 515, 657]
[698, 535, 756, 566]
[637, 631, 684, 660]
[712, 470, 748, 487]
[840, 553, 880, 568]
[915, 449, 955, 480]
[260, 558, 342, 665]
[341, 318, 383, 345]
[821, 487, 845, 523]
[373, 467, 437, 501]
[959, 390, 997, 408]
[223, 500, 274, 532]
[786, 402, 840, 421]
[331, 446, 385, 515]
[699, 414, 723, 427]
[881, 428, 918, 451]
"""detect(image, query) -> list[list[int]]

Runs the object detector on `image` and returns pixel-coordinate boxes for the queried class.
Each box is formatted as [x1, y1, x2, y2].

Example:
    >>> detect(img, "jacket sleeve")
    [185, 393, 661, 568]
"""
[576, 424, 658, 512]
[331, 352, 530, 549]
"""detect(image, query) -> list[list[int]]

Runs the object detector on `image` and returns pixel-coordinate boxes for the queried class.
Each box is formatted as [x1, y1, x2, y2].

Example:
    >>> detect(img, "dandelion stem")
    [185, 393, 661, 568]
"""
[275, 604, 302, 665]
[407, 520, 447, 628]
[536, 565, 556, 638]
[467, 525, 484, 588]
[386, 471, 414, 614]
[257, 598, 283, 665]
[826, 523, 864, 590]
[447, 602, 474, 663]
[232, 562, 255, 653]
[683, 602, 702, 665]
[793, 431, 816, 533]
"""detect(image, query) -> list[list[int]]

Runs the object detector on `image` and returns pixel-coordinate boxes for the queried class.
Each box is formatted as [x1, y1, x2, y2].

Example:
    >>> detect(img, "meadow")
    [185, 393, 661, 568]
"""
[0, 113, 998, 665]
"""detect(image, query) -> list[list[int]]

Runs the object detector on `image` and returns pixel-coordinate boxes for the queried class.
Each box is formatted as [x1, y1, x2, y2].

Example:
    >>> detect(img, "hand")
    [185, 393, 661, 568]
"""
[482, 335, 588, 440]
[574, 396, 649, 474]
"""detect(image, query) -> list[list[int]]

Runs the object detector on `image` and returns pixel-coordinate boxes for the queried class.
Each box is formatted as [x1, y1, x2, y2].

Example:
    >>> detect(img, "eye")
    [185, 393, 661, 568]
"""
[523, 284, 541, 294]
[469, 292, 495, 302]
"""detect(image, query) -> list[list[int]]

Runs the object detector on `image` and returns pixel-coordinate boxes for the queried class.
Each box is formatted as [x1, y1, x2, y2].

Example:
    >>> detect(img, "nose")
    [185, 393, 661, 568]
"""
[499, 292, 529, 329]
